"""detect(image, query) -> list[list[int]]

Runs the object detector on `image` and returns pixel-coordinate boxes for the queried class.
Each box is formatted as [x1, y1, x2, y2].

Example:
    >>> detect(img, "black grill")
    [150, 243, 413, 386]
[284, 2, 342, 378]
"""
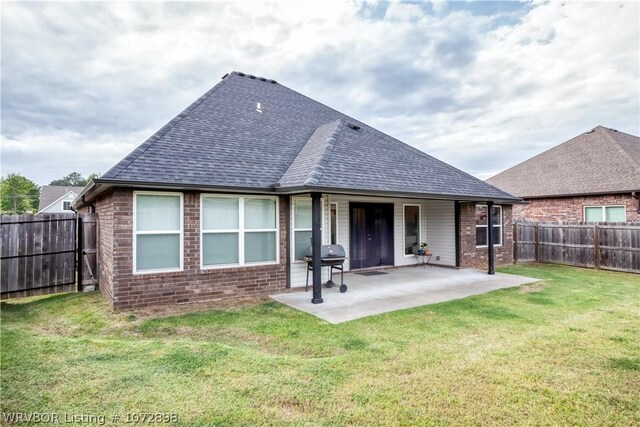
[302, 244, 347, 293]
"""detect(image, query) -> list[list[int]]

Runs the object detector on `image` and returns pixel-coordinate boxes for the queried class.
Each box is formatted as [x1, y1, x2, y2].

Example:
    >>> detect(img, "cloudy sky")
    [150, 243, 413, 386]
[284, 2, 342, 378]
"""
[1, 0, 638, 186]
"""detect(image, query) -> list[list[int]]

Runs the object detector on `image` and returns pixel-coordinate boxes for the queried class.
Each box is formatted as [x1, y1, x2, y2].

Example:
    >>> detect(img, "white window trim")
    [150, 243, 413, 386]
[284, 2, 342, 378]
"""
[133, 191, 184, 275]
[62, 200, 72, 211]
[329, 202, 339, 245]
[583, 205, 626, 222]
[476, 204, 503, 248]
[200, 194, 279, 270]
[291, 196, 324, 264]
[402, 203, 421, 257]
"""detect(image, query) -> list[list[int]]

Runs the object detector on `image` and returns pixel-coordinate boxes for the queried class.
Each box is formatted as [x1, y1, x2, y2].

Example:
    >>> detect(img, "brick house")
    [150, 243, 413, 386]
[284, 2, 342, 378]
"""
[74, 71, 519, 310]
[487, 126, 640, 223]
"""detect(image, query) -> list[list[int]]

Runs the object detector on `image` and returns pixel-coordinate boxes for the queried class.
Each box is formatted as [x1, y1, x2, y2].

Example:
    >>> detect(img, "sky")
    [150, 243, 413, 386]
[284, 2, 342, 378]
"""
[1, 0, 639, 186]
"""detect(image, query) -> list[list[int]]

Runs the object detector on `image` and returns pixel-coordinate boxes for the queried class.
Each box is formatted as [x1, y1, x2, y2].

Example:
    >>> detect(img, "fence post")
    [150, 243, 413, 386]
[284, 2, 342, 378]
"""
[535, 223, 540, 262]
[77, 215, 84, 292]
[594, 224, 600, 270]
[513, 222, 518, 263]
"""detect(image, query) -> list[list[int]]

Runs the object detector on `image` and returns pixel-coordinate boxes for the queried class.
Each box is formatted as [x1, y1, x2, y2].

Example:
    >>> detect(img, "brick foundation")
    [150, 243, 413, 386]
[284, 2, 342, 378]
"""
[513, 193, 640, 222]
[458, 203, 514, 269]
[94, 189, 288, 310]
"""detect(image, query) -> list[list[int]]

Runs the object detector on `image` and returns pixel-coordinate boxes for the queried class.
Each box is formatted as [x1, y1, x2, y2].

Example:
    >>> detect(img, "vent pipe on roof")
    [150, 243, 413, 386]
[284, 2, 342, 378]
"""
[256, 102, 263, 113]
[347, 123, 360, 130]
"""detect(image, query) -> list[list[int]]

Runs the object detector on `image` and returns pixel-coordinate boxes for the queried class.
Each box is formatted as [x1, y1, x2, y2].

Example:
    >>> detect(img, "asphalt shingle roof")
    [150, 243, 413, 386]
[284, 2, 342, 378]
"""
[102, 71, 517, 201]
[38, 186, 84, 211]
[486, 126, 640, 198]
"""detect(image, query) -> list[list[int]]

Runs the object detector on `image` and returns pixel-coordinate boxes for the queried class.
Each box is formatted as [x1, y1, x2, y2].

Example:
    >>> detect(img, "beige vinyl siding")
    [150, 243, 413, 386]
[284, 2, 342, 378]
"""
[328, 195, 428, 272]
[289, 196, 330, 288]
[288, 195, 457, 287]
[424, 200, 456, 266]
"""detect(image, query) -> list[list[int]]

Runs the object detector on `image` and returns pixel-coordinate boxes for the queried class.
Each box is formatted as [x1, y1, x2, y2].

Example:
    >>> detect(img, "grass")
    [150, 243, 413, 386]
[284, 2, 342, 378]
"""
[1, 264, 639, 426]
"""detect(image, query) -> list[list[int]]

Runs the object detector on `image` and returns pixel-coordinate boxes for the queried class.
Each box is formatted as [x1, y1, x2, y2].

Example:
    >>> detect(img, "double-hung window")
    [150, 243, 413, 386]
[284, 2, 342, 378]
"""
[584, 205, 626, 222]
[404, 204, 420, 255]
[475, 204, 502, 247]
[201, 195, 278, 268]
[134, 192, 183, 273]
[293, 199, 313, 260]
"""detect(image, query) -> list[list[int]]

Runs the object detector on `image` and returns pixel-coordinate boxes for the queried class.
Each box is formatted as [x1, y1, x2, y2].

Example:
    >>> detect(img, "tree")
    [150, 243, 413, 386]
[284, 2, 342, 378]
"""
[49, 172, 86, 186]
[0, 174, 40, 214]
[49, 172, 99, 187]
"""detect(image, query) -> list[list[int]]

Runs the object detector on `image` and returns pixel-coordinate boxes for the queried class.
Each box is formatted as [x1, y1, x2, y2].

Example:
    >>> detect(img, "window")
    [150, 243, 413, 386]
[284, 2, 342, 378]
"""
[134, 192, 183, 273]
[404, 205, 420, 255]
[584, 205, 626, 222]
[476, 205, 502, 247]
[330, 203, 338, 245]
[201, 195, 278, 268]
[293, 199, 312, 260]
[62, 201, 72, 211]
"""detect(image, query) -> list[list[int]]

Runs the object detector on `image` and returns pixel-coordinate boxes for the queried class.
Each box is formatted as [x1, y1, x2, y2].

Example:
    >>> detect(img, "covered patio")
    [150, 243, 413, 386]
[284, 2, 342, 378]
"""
[271, 266, 540, 323]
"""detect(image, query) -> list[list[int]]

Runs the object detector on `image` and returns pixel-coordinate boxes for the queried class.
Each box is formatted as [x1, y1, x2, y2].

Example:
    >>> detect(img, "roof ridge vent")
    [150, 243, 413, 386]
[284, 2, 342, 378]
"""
[238, 72, 246, 77]
[248, 74, 256, 79]
[347, 123, 361, 130]
[608, 128, 618, 132]
[221, 73, 229, 79]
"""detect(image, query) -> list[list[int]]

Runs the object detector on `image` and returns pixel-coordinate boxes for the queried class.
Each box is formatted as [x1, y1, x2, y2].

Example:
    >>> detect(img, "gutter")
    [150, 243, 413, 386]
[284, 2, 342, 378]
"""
[73, 178, 523, 208]
[519, 190, 640, 200]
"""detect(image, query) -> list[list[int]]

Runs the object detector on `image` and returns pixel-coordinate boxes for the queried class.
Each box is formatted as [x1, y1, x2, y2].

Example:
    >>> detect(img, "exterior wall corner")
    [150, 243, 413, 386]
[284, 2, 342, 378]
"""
[457, 202, 514, 269]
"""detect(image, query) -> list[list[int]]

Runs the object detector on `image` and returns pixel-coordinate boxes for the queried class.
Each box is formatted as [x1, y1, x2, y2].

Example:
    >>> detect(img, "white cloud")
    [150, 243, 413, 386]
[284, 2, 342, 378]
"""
[1, 0, 638, 185]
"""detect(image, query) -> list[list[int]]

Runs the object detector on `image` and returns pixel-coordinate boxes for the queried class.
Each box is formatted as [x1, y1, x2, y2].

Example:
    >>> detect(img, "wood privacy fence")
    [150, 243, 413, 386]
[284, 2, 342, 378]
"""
[514, 221, 640, 273]
[1, 213, 98, 299]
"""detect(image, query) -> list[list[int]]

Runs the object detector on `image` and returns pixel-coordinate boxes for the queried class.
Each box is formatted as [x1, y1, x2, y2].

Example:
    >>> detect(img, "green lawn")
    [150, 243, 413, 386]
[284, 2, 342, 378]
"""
[1, 264, 639, 426]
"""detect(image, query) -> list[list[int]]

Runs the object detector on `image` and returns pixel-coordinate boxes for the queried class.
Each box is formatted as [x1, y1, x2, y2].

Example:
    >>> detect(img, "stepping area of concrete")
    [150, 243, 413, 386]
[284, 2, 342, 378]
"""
[271, 266, 540, 323]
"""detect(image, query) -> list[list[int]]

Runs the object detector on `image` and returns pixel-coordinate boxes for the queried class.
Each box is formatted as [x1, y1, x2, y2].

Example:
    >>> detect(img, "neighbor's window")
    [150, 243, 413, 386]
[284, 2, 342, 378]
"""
[404, 205, 420, 255]
[201, 196, 278, 268]
[584, 206, 626, 222]
[62, 201, 72, 211]
[134, 193, 183, 273]
[476, 205, 502, 247]
[293, 199, 312, 260]
[330, 203, 338, 245]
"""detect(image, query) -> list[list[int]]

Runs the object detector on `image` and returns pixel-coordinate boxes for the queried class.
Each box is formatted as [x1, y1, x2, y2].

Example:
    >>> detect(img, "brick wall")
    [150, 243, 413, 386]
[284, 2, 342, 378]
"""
[513, 193, 640, 222]
[458, 203, 514, 269]
[94, 189, 289, 310]
[94, 191, 115, 305]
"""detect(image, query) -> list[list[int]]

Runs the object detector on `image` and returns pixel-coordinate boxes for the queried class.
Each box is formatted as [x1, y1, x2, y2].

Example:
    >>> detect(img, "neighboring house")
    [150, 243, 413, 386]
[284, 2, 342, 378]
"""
[487, 126, 640, 223]
[74, 71, 519, 310]
[37, 186, 84, 214]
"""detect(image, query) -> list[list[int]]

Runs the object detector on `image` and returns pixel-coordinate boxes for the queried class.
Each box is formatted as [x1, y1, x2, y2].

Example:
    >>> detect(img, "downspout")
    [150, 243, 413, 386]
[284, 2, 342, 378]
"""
[454, 202, 461, 268]
[487, 201, 495, 275]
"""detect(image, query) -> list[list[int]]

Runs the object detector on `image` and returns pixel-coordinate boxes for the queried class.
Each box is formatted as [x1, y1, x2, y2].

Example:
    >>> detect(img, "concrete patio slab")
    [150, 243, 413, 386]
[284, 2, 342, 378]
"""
[271, 266, 541, 323]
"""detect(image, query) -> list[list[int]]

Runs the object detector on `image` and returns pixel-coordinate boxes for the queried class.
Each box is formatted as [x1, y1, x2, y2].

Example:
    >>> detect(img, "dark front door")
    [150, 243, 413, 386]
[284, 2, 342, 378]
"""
[349, 202, 394, 269]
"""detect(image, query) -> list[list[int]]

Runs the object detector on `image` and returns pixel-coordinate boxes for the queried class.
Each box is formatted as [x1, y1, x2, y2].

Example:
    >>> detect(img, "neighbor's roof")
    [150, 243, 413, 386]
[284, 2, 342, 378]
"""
[486, 126, 640, 198]
[88, 71, 517, 202]
[38, 186, 84, 211]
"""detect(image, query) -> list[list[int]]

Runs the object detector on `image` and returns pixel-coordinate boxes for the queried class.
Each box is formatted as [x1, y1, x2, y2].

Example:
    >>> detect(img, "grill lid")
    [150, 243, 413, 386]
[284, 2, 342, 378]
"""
[304, 244, 346, 258]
